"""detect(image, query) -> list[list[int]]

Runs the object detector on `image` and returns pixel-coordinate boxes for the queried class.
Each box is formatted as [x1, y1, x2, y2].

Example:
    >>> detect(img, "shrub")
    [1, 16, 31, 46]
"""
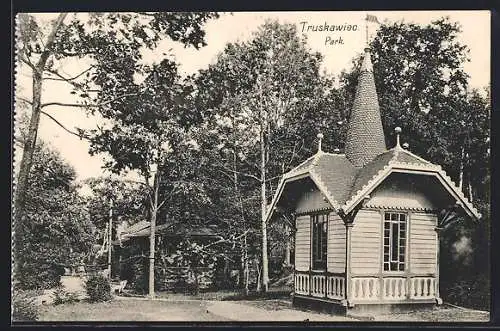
[12, 291, 39, 321]
[51, 286, 80, 305]
[444, 274, 490, 311]
[85, 275, 112, 302]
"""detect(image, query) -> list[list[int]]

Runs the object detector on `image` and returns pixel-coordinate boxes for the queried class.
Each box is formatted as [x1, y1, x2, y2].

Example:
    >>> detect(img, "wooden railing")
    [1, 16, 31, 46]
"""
[382, 277, 407, 300]
[295, 271, 436, 303]
[295, 273, 309, 295]
[351, 275, 436, 301]
[410, 277, 436, 299]
[295, 271, 345, 299]
[352, 277, 380, 301]
[327, 276, 345, 300]
[310, 274, 326, 297]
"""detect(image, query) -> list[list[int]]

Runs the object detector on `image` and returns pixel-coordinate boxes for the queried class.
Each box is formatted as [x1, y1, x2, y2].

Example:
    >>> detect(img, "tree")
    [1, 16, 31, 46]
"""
[14, 11, 219, 295]
[340, 17, 490, 309]
[15, 141, 96, 290]
[86, 56, 213, 297]
[83, 176, 150, 269]
[192, 21, 343, 291]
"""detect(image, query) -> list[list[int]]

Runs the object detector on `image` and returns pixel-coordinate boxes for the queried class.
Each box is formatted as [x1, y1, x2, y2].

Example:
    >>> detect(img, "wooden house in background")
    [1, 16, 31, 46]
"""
[265, 48, 481, 312]
[114, 221, 245, 292]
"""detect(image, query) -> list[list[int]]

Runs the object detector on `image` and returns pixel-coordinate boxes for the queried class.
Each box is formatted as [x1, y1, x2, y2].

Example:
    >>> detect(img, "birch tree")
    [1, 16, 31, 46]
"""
[193, 21, 342, 291]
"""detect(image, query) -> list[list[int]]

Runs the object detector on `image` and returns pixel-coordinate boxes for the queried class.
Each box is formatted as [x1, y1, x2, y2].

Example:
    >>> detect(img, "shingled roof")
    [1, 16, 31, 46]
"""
[265, 47, 481, 221]
[344, 48, 387, 168]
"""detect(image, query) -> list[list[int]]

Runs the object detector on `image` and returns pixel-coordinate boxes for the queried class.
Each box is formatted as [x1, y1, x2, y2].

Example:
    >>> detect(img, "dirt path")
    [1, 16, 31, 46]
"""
[39, 299, 231, 321]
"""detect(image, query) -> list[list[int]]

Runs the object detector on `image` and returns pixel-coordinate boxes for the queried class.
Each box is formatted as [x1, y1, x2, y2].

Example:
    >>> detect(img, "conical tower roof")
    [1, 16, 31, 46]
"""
[344, 47, 387, 168]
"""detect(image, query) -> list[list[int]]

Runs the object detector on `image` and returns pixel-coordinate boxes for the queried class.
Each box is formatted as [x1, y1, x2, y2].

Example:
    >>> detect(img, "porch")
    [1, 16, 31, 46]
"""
[294, 270, 439, 306]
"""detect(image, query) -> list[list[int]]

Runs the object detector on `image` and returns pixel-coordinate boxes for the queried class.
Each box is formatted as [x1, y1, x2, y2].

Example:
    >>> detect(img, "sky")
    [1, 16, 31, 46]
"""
[14, 10, 491, 183]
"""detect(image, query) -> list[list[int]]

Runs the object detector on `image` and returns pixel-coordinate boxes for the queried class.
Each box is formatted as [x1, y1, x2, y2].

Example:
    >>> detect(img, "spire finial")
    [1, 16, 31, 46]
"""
[360, 47, 373, 72]
[395, 127, 402, 149]
[317, 133, 324, 153]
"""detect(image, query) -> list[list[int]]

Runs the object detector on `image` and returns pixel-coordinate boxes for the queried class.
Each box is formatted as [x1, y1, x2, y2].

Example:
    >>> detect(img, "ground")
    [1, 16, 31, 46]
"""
[39, 299, 230, 322]
[36, 296, 490, 322]
[25, 276, 490, 322]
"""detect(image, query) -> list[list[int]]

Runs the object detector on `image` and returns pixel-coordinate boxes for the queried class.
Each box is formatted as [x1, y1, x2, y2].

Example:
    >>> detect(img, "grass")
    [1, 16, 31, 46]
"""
[38, 298, 231, 321]
[122, 285, 293, 301]
[153, 289, 241, 301]
[369, 305, 490, 322]
[237, 299, 293, 311]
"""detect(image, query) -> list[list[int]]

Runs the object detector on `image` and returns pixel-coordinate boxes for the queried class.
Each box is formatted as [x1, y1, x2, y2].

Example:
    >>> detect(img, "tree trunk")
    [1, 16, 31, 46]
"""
[458, 146, 465, 192]
[13, 13, 67, 278]
[255, 258, 261, 292]
[260, 121, 269, 292]
[14, 70, 43, 248]
[107, 199, 113, 279]
[284, 224, 291, 267]
[244, 234, 249, 295]
[148, 171, 160, 298]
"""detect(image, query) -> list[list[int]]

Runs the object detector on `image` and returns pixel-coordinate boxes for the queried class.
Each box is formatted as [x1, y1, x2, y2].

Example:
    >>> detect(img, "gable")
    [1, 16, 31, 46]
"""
[365, 172, 454, 211]
[295, 186, 332, 214]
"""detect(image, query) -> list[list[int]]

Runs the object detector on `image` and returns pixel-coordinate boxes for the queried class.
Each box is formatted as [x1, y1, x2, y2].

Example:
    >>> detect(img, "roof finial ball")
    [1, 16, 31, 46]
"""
[317, 133, 324, 153]
[395, 126, 402, 149]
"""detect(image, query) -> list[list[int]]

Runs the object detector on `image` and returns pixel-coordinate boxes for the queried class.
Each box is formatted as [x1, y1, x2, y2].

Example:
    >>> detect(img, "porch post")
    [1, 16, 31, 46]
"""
[435, 225, 443, 304]
[344, 222, 354, 306]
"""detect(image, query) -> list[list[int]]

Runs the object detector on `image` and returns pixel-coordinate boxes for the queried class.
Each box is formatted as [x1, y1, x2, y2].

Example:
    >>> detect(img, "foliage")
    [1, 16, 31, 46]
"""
[14, 12, 219, 288]
[443, 274, 490, 311]
[15, 142, 96, 290]
[341, 19, 490, 303]
[341, 17, 489, 195]
[12, 291, 39, 321]
[85, 274, 112, 302]
[190, 21, 341, 287]
[83, 177, 150, 267]
[51, 286, 81, 305]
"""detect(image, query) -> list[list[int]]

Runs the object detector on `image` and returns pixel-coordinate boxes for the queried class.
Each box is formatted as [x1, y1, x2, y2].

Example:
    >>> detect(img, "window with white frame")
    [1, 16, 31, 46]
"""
[383, 212, 407, 271]
[311, 214, 328, 270]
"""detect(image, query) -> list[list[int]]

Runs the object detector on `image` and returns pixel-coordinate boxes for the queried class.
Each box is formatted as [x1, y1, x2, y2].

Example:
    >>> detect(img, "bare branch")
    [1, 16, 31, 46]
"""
[217, 169, 236, 184]
[17, 97, 33, 105]
[40, 110, 90, 140]
[202, 229, 252, 250]
[41, 92, 140, 109]
[19, 52, 36, 70]
[44, 66, 95, 82]
[265, 174, 283, 183]
[219, 165, 261, 182]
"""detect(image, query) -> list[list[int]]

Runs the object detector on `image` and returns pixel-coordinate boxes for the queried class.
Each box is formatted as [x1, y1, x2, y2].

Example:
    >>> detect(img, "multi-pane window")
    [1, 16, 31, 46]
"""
[311, 214, 328, 270]
[383, 212, 407, 272]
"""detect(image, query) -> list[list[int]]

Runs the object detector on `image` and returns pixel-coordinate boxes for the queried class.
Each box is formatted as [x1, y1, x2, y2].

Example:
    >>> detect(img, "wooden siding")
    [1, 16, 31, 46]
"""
[328, 212, 346, 273]
[410, 212, 437, 274]
[366, 175, 438, 211]
[351, 209, 381, 274]
[295, 215, 311, 271]
[295, 188, 331, 214]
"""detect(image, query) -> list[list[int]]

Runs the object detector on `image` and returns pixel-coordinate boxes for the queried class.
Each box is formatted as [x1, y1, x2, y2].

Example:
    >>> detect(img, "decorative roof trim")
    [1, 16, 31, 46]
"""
[343, 164, 392, 213]
[295, 206, 333, 215]
[343, 163, 481, 220]
[264, 169, 343, 223]
[283, 169, 310, 180]
[285, 153, 317, 176]
[363, 204, 437, 212]
[264, 177, 287, 223]
[394, 147, 435, 166]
